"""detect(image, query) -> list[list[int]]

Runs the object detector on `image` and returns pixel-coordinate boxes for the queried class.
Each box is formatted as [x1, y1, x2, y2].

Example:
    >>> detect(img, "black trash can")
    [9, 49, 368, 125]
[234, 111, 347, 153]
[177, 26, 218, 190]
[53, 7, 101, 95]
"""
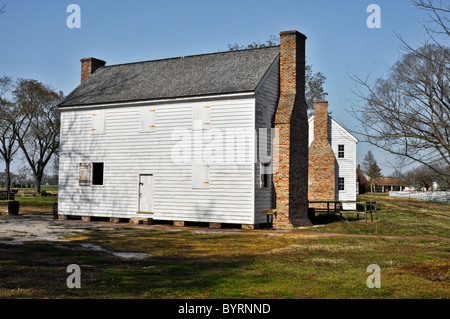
[8, 200, 19, 215]
[53, 202, 58, 220]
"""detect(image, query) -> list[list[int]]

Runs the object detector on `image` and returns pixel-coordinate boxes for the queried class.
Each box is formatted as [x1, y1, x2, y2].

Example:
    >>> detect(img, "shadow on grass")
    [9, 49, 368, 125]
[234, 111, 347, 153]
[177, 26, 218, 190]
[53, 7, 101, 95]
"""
[311, 213, 361, 226]
[0, 241, 252, 298]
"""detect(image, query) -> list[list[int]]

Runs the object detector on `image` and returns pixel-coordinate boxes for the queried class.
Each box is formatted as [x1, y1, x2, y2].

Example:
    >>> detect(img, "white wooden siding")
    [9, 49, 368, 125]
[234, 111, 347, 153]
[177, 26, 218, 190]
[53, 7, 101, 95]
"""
[308, 116, 358, 208]
[59, 95, 256, 224]
[254, 57, 279, 223]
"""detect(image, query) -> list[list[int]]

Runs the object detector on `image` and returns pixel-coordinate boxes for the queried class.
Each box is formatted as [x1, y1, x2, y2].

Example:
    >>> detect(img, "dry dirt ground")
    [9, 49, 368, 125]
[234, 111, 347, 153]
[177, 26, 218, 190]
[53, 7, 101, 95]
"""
[0, 214, 152, 259]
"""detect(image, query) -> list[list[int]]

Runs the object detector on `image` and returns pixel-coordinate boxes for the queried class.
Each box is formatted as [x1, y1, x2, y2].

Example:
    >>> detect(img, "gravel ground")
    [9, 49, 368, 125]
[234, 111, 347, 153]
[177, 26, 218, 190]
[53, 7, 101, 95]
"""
[0, 213, 150, 258]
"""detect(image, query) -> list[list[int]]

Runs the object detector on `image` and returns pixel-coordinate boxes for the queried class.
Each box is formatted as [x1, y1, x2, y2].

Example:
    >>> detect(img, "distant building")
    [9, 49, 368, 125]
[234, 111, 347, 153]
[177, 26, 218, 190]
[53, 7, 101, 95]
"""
[308, 101, 358, 210]
[372, 178, 408, 192]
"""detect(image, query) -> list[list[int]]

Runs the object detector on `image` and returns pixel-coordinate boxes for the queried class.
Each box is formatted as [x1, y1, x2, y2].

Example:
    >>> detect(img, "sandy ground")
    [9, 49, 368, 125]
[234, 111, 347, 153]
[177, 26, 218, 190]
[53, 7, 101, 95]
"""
[0, 214, 87, 243]
[0, 213, 150, 259]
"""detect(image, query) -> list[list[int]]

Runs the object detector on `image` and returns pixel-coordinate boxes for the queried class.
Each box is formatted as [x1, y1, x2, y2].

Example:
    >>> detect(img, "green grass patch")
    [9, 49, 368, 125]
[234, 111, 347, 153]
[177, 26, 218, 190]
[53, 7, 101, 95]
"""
[0, 194, 448, 299]
[0, 196, 58, 215]
[300, 194, 450, 238]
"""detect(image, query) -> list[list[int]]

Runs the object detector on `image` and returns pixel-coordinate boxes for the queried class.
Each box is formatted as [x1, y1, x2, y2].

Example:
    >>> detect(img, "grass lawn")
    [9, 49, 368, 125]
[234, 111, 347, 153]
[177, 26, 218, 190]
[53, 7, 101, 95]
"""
[0, 193, 448, 299]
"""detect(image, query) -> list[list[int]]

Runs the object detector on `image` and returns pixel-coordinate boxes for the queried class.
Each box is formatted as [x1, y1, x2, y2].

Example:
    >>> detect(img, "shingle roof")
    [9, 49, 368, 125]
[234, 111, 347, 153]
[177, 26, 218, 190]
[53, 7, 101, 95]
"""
[59, 46, 280, 107]
[372, 178, 408, 186]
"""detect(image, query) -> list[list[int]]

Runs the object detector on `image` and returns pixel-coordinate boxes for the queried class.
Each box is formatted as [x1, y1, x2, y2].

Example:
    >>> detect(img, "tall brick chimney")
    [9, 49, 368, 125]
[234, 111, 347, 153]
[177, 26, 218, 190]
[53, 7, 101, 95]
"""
[81, 57, 106, 83]
[273, 30, 311, 229]
[308, 101, 336, 206]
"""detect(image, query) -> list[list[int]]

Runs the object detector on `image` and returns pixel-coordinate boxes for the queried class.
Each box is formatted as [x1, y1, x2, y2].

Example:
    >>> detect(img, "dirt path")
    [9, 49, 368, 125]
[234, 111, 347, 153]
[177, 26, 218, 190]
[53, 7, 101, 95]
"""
[395, 199, 450, 211]
[1, 214, 448, 249]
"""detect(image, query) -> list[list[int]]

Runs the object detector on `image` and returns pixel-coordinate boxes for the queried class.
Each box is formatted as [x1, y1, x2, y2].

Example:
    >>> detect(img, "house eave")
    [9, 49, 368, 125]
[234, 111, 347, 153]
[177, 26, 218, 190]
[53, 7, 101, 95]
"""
[58, 91, 256, 111]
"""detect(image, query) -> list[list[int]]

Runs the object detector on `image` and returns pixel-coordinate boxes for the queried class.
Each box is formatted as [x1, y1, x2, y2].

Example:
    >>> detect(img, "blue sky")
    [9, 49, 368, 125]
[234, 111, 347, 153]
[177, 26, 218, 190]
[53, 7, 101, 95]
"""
[0, 0, 433, 175]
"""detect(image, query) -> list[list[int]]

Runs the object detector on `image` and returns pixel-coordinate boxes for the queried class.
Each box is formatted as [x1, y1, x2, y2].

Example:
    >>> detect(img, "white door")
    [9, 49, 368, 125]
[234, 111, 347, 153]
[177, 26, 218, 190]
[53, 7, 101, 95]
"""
[138, 174, 153, 213]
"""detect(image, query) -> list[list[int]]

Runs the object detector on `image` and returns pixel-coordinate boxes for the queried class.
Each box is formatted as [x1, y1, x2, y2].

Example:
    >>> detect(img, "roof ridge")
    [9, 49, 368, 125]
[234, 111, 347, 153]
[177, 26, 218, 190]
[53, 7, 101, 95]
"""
[102, 45, 280, 69]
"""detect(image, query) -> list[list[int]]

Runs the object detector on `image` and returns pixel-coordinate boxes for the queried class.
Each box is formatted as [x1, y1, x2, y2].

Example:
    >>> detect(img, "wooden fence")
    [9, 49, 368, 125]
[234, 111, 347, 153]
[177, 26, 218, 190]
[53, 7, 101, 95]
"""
[308, 200, 378, 222]
[0, 190, 16, 200]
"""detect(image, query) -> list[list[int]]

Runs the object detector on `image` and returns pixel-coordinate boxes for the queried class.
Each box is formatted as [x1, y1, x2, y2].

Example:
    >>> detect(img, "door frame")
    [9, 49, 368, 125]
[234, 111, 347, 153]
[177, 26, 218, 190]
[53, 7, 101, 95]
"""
[137, 173, 154, 214]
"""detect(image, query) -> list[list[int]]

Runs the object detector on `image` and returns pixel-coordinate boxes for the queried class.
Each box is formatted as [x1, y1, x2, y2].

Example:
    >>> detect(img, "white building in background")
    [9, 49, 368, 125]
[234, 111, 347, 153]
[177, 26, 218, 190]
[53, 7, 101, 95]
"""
[308, 109, 358, 209]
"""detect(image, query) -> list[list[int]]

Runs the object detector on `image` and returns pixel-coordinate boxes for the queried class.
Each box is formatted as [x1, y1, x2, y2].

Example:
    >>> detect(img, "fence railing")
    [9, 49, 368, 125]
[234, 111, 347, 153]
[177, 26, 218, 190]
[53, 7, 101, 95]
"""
[389, 191, 450, 203]
[308, 200, 378, 222]
[0, 190, 16, 200]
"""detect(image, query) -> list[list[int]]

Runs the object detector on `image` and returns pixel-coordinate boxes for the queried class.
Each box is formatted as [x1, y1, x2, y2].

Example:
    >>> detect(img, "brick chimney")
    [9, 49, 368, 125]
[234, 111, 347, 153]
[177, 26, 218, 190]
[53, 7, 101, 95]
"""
[308, 101, 336, 206]
[81, 57, 106, 83]
[272, 30, 311, 229]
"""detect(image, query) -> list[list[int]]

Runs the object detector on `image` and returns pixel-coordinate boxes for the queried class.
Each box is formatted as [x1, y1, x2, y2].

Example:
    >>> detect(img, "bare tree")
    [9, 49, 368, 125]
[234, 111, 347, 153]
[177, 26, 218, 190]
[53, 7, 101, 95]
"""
[405, 164, 441, 190]
[351, 43, 449, 177]
[409, 0, 449, 47]
[0, 76, 19, 191]
[350, 0, 449, 178]
[12, 79, 62, 194]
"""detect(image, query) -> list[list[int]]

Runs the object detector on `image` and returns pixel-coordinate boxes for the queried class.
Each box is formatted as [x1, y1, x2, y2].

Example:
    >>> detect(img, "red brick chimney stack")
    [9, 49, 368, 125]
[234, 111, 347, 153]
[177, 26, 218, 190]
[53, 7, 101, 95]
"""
[273, 30, 311, 229]
[313, 101, 329, 142]
[308, 100, 336, 206]
[81, 57, 106, 83]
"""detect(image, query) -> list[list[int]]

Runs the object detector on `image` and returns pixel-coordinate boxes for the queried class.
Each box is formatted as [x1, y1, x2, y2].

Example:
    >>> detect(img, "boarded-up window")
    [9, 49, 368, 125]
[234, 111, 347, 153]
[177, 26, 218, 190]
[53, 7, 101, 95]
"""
[193, 105, 210, 130]
[192, 163, 209, 188]
[79, 163, 91, 186]
[91, 110, 105, 135]
[79, 162, 104, 186]
[140, 107, 155, 132]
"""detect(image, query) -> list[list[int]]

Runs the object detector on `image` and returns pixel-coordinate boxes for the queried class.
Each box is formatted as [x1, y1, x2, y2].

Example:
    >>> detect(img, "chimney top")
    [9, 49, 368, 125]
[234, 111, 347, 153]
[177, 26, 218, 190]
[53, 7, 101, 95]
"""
[313, 100, 329, 142]
[279, 30, 307, 40]
[80, 57, 106, 83]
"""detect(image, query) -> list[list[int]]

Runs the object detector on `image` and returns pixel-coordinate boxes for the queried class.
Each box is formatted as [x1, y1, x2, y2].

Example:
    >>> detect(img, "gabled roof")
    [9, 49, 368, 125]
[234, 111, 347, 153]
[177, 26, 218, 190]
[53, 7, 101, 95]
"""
[308, 115, 359, 143]
[59, 46, 280, 107]
[372, 178, 408, 186]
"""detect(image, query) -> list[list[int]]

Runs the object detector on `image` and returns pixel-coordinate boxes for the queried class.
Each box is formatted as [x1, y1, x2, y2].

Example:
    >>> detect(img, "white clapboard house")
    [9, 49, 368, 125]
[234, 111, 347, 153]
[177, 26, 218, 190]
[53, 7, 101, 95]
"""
[58, 30, 311, 229]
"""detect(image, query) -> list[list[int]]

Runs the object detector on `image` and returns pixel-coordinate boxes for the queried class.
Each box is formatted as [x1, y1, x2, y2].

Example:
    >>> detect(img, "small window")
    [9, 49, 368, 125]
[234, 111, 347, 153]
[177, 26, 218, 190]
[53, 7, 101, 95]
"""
[338, 145, 345, 158]
[338, 177, 345, 191]
[92, 162, 104, 186]
[261, 162, 272, 188]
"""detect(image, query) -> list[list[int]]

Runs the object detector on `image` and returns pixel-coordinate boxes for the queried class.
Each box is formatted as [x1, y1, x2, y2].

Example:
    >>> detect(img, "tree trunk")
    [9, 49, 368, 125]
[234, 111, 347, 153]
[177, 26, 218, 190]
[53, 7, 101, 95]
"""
[5, 161, 11, 192]
[34, 173, 42, 195]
